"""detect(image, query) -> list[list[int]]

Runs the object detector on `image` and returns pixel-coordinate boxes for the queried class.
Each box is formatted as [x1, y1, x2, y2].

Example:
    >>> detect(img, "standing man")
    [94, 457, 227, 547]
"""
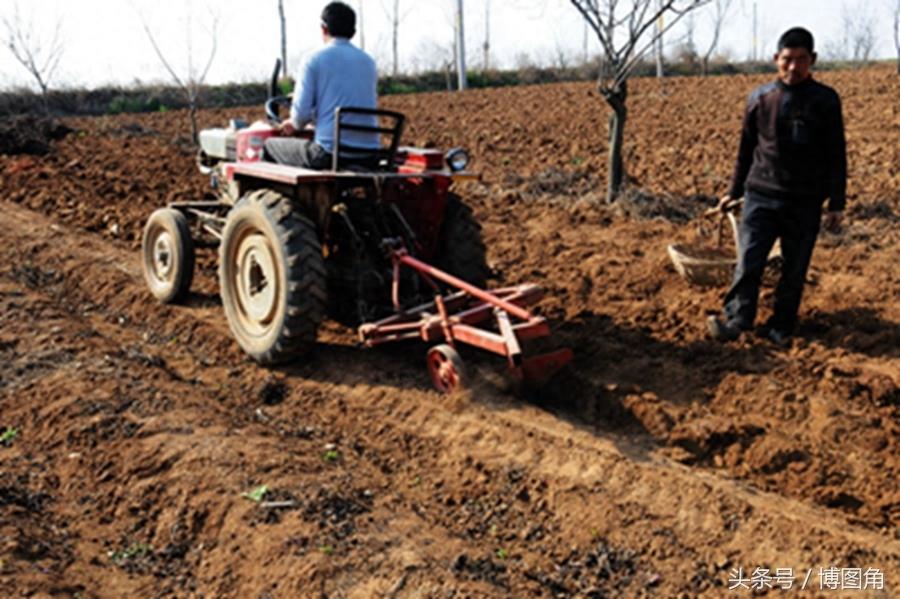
[707, 27, 846, 345]
[264, 1, 379, 169]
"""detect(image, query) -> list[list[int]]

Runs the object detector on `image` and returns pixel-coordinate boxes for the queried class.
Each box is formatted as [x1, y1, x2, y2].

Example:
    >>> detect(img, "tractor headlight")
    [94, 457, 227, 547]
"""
[445, 147, 469, 172]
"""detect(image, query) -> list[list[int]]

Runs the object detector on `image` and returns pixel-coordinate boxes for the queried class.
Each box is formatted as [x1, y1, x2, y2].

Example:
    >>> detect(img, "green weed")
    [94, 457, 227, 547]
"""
[108, 542, 152, 564]
[1, 427, 18, 445]
[241, 484, 268, 502]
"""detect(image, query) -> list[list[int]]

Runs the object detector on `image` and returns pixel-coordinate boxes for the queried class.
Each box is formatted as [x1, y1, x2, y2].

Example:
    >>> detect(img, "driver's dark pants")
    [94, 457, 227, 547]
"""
[263, 138, 331, 169]
[722, 190, 822, 334]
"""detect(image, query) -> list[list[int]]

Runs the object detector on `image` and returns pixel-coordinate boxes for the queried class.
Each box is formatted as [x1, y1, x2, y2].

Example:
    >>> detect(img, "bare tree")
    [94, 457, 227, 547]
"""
[678, 10, 699, 70]
[894, 0, 900, 73]
[832, 1, 877, 63]
[655, 0, 664, 77]
[456, 0, 468, 89]
[683, 10, 696, 56]
[583, 20, 590, 63]
[569, 0, 710, 202]
[2, 1, 64, 103]
[381, 0, 412, 76]
[553, 37, 572, 70]
[751, 0, 758, 61]
[138, 4, 219, 143]
[278, 0, 287, 77]
[700, 0, 734, 75]
[483, 0, 491, 71]
[848, 2, 877, 62]
[358, 0, 366, 51]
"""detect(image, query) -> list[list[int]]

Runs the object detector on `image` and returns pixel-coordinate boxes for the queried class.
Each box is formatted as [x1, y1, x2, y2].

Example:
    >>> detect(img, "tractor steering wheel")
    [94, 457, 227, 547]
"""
[265, 95, 292, 123]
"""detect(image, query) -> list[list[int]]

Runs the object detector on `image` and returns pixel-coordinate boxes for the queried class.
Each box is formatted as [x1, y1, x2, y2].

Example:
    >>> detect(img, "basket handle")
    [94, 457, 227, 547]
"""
[703, 197, 744, 218]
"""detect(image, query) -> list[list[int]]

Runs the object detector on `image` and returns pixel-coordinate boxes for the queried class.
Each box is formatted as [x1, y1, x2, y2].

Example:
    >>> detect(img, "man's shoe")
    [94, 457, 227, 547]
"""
[707, 316, 742, 341]
[758, 325, 791, 346]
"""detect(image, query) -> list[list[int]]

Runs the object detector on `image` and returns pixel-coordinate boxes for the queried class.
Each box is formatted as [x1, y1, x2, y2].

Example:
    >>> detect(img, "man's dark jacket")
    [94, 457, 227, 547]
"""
[728, 77, 847, 212]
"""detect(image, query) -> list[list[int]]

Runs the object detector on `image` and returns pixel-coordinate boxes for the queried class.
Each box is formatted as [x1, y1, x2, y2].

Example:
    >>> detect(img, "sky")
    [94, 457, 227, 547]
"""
[0, 0, 896, 91]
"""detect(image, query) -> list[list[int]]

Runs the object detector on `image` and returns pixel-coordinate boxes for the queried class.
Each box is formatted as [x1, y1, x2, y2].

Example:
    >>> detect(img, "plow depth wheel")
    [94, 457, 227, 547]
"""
[141, 207, 195, 303]
[426, 344, 466, 394]
[219, 189, 326, 364]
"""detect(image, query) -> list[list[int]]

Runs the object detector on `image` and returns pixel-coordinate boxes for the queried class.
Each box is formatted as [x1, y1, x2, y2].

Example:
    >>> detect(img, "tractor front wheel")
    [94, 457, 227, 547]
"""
[219, 189, 326, 364]
[142, 207, 195, 303]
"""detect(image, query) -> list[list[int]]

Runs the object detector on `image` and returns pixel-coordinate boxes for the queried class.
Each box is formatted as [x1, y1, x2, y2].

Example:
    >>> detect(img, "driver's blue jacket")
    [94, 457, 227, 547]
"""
[290, 38, 379, 152]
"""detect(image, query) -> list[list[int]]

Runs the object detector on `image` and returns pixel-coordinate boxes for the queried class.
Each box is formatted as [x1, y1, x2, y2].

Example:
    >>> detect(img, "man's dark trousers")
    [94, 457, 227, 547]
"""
[263, 138, 332, 169]
[723, 190, 822, 334]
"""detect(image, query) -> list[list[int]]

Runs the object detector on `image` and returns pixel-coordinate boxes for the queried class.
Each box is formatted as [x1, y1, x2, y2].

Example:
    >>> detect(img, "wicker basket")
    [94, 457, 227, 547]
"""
[667, 243, 736, 287]
[668, 208, 782, 287]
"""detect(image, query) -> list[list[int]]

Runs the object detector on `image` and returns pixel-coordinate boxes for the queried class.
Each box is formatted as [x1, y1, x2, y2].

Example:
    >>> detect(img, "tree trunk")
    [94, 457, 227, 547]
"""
[278, 0, 287, 77]
[455, 0, 467, 91]
[604, 87, 627, 203]
[483, 0, 490, 71]
[392, 0, 399, 76]
[189, 103, 198, 144]
[358, 0, 365, 51]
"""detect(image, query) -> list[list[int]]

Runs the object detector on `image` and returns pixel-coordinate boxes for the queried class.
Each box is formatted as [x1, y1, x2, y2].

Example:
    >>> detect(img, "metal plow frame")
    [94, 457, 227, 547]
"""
[358, 243, 573, 393]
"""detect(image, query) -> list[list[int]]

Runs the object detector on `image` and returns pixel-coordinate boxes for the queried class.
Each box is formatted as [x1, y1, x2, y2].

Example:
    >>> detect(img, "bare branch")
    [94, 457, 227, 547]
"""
[198, 11, 219, 86]
[616, 2, 701, 86]
[140, 17, 187, 90]
[570, 0, 710, 90]
[894, 0, 900, 72]
[2, 1, 64, 96]
[701, 0, 735, 74]
[135, 1, 219, 142]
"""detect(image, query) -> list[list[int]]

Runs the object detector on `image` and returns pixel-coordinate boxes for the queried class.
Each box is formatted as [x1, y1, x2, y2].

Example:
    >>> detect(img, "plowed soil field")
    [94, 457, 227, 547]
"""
[1, 66, 897, 598]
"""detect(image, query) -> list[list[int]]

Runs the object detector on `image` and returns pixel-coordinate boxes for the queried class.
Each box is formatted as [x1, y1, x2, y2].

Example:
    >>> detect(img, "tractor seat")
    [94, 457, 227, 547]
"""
[332, 107, 405, 173]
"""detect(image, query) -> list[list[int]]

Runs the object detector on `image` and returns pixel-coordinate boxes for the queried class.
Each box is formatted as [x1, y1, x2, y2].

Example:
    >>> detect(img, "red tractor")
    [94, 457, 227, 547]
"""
[141, 63, 570, 393]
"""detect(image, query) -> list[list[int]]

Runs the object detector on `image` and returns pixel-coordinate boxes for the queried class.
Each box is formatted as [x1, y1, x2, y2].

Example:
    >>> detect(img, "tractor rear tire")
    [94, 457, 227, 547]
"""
[219, 189, 326, 364]
[436, 193, 490, 288]
[142, 207, 195, 304]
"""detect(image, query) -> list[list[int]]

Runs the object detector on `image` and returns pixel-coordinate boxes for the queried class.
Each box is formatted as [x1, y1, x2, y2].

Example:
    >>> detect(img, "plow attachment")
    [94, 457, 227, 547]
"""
[358, 245, 573, 393]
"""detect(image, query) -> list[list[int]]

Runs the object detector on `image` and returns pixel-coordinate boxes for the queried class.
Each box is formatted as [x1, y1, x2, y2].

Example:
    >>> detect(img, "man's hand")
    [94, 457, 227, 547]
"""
[717, 194, 743, 213]
[716, 195, 733, 212]
[279, 120, 296, 136]
[823, 210, 844, 233]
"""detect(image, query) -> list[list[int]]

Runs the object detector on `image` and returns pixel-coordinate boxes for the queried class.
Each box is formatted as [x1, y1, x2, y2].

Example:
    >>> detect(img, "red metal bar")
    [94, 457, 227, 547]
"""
[397, 253, 534, 322]
[364, 331, 423, 346]
[512, 320, 551, 341]
[521, 349, 574, 385]
[450, 324, 508, 355]
[434, 294, 454, 348]
[360, 289, 551, 346]
[452, 284, 543, 325]
[495, 310, 522, 368]
[391, 260, 401, 311]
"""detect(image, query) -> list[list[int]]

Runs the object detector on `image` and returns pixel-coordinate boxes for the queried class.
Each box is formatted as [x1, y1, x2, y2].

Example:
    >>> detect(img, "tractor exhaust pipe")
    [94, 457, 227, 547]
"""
[269, 58, 282, 99]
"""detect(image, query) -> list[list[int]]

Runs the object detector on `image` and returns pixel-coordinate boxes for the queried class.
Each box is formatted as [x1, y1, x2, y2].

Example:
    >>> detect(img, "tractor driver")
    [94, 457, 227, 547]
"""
[264, 1, 379, 170]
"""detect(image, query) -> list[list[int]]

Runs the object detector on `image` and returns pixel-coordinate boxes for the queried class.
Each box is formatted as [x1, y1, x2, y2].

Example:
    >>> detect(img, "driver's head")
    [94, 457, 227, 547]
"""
[321, 2, 356, 39]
